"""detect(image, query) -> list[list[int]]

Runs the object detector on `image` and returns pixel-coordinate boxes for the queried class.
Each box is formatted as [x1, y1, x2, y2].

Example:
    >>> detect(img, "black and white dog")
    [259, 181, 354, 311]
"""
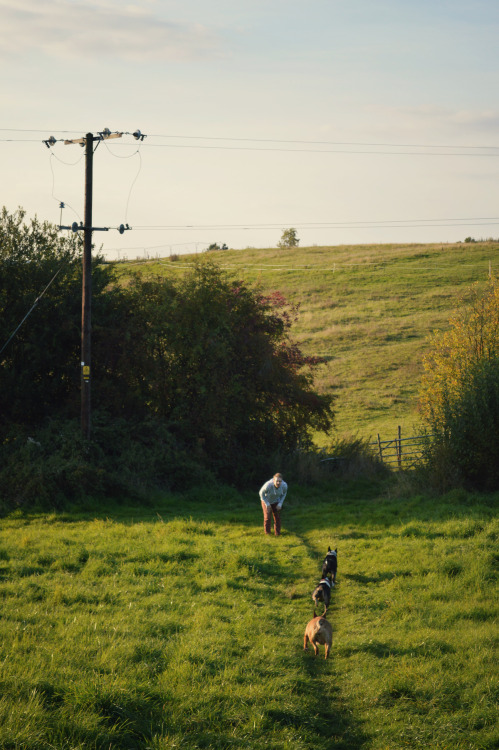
[321, 547, 337, 585]
[312, 578, 332, 617]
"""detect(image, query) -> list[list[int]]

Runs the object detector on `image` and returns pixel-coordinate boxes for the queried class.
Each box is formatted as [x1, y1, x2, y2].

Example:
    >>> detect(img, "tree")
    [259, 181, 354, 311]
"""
[0, 207, 114, 429]
[1, 209, 335, 488]
[278, 228, 299, 248]
[98, 261, 334, 478]
[419, 278, 499, 489]
[206, 242, 228, 251]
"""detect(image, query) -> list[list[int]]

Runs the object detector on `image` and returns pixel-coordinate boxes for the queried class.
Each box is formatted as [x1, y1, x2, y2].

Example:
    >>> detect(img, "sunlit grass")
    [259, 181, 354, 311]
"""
[0, 485, 497, 748]
[113, 240, 498, 441]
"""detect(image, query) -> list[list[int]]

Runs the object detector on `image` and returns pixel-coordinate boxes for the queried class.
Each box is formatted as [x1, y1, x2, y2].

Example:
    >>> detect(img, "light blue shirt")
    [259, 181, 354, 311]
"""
[259, 478, 288, 507]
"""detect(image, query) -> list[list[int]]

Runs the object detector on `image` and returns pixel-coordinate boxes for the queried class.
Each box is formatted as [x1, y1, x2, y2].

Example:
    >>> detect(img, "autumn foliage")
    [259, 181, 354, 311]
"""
[419, 277, 499, 489]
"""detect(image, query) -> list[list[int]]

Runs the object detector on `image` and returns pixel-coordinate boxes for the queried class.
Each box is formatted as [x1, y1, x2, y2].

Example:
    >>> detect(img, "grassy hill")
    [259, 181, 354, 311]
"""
[114, 240, 498, 444]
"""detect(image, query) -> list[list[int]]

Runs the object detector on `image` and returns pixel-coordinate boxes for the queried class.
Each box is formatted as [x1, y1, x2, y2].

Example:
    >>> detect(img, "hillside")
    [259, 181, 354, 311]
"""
[114, 240, 498, 443]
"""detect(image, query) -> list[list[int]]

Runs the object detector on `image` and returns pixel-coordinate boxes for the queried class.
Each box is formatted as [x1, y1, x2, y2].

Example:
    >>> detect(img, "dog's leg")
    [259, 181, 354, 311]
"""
[313, 643, 319, 656]
[304, 634, 309, 651]
[324, 643, 329, 659]
[323, 604, 328, 616]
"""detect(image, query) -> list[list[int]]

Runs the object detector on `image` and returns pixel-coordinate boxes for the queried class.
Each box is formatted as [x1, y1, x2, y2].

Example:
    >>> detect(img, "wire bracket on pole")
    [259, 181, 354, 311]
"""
[43, 129, 147, 149]
[59, 222, 109, 232]
[63, 129, 124, 147]
[58, 223, 131, 233]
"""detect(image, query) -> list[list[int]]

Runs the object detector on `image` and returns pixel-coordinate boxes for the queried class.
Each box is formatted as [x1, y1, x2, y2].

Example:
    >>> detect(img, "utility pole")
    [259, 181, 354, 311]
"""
[81, 133, 94, 440]
[44, 128, 144, 439]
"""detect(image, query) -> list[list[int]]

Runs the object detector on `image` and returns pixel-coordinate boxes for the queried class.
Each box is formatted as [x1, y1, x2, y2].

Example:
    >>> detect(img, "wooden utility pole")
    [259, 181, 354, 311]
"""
[44, 128, 144, 439]
[81, 133, 94, 440]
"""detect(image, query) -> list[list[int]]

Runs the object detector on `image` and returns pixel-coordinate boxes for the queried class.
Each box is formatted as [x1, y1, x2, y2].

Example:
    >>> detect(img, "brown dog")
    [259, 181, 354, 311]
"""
[303, 616, 333, 659]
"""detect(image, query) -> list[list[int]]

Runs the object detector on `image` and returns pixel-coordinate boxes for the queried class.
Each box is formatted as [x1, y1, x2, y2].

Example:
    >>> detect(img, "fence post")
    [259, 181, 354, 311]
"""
[377, 433, 383, 462]
[397, 425, 402, 469]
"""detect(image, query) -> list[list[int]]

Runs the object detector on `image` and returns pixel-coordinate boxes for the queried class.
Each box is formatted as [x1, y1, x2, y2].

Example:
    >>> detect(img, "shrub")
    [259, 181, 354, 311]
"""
[0, 415, 216, 510]
[428, 357, 499, 491]
[419, 278, 499, 491]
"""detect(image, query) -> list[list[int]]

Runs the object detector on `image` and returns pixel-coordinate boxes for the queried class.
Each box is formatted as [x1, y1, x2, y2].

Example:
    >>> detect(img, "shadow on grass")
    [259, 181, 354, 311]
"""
[7, 479, 497, 537]
[337, 638, 455, 659]
[297, 649, 370, 749]
[342, 570, 412, 585]
[280, 523, 369, 748]
[179, 649, 371, 749]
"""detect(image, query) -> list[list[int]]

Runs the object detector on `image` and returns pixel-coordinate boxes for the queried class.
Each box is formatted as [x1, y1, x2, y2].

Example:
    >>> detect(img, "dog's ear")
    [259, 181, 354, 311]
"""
[328, 546, 331, 552]
[335, 547, 337, 553]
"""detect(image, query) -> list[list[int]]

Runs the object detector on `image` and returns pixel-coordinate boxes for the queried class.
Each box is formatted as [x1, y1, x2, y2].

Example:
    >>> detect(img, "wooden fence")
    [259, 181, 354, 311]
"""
[370, 426, 430, 469]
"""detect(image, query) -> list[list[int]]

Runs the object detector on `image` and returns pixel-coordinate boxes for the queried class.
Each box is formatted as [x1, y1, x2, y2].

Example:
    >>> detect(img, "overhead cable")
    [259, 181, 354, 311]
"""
[0, 261, 72, 356]
[1, 127, 499, 150]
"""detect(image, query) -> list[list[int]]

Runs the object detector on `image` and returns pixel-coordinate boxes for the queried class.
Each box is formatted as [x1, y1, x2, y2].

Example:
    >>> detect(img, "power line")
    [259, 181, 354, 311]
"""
[112, 142, 499, 157]
[48, 153, 82, 224]
[0, 128, 88, 134]
[1, 138, 492, 156]
[1, 127, 499, 150]
[146, 132, 499, 150]
[2, 136, 499, 157]
[112, 218, 499, 231]
[55, 216, 499, 242]
[0, 261, 71, 356]
[101, 139, 144, 224]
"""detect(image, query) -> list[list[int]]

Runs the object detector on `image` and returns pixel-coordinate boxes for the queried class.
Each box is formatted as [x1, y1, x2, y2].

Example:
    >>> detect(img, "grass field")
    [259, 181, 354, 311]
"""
[1, 482, 497, 749]
[114, 240, 498, 443]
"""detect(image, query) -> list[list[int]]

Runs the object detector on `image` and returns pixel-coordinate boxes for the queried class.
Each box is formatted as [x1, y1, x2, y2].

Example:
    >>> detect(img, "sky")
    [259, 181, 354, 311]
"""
[1, 0, 499, 259]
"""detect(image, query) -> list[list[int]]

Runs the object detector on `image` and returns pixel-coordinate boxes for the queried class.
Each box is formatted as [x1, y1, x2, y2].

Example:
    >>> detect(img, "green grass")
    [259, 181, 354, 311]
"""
[113, 240, 499, 442]
[1, 484, 497, 749]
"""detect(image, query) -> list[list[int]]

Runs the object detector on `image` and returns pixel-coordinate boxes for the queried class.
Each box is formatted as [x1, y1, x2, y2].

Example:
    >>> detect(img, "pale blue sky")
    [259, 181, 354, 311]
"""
[1, 0, 498, 257]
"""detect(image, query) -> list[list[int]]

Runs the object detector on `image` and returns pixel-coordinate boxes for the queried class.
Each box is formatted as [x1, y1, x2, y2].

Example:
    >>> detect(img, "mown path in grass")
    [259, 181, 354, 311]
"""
[0, 483, 497, 749]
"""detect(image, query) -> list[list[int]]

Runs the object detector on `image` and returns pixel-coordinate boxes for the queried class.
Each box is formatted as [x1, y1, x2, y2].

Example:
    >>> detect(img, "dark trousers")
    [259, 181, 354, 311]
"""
[262, 501, 281, 536]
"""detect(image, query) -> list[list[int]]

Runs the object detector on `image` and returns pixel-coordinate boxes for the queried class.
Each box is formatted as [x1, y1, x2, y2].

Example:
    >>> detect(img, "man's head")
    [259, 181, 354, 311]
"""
[273, 473, 283, 487]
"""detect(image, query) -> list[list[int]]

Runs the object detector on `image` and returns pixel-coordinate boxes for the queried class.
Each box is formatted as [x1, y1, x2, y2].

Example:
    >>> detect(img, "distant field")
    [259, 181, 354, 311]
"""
[0, 484, 497, 749]
[114, 241, 498, 443]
